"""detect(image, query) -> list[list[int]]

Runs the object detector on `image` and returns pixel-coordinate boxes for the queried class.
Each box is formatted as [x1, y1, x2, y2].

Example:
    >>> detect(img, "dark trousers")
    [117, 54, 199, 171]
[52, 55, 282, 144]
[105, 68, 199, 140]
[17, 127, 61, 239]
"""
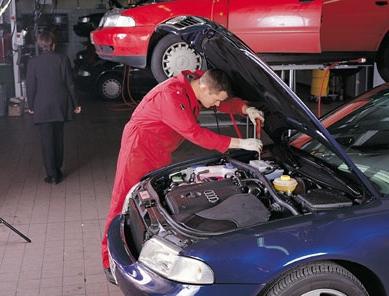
[37, 122, 64, 178]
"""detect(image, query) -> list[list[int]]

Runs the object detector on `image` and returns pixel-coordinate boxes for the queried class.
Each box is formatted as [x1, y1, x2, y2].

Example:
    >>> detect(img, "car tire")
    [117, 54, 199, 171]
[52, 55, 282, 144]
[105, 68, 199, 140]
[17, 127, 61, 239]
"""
[97, 72, 123, 101]
[376, 38, 389, 82]
[151, 34, 205, 82]
[264, 262, 368, 296]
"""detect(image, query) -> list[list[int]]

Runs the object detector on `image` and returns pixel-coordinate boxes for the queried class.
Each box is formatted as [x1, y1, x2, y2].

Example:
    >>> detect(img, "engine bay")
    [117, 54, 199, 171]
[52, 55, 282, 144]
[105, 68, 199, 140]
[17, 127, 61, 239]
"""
[145, 156, 356, 234]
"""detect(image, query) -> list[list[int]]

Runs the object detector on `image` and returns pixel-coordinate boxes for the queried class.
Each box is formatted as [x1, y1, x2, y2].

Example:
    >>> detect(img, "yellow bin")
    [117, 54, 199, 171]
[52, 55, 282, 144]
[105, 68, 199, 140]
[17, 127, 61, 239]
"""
[311, 69, 330, 97]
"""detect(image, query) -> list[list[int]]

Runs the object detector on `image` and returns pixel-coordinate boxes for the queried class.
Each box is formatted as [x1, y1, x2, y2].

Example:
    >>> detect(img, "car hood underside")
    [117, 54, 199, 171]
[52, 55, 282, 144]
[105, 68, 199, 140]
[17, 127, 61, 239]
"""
[156, 16, 379, 198]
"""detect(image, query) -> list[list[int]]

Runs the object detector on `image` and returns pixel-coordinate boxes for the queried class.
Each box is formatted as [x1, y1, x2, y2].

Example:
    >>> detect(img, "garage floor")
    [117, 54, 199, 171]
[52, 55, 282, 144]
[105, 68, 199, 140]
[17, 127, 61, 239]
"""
[0, 97, 127, 296]
[0, 90, 219, 296]
[0, 87, 342, 296]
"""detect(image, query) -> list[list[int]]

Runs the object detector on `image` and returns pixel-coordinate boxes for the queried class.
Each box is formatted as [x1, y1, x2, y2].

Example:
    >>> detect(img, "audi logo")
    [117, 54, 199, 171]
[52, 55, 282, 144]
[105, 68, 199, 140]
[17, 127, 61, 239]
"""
[204, 190, 219, 203]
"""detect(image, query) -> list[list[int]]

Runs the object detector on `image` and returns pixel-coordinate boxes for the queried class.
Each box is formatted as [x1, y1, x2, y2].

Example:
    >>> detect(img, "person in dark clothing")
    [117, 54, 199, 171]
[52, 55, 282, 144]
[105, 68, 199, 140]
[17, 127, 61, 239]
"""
[26, 31, 81, 184]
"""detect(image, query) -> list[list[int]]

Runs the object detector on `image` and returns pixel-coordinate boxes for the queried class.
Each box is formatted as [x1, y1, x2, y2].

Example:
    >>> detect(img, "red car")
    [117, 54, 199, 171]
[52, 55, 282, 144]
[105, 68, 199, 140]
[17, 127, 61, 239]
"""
[91, 0, 389, 82]
[291, 82, 389, 149]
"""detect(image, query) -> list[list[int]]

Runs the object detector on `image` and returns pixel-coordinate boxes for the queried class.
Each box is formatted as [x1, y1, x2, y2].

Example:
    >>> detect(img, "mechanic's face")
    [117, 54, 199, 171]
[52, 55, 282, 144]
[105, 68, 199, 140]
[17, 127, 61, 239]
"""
[199, 84, 229, 108]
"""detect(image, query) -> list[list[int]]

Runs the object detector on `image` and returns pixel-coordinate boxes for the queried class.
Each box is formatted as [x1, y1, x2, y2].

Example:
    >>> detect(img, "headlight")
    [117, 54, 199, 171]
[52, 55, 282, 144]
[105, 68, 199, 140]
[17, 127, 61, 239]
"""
[102, 15, 136, 27]
[99, 16, 106, 27]
[77, 70, 91, 77]
[80, 16, 90, 23]
[139, 237, 214, 284]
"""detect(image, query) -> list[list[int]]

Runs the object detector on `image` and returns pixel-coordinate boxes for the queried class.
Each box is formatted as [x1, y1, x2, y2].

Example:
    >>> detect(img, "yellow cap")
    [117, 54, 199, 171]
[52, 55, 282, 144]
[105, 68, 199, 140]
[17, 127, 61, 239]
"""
[280, 175, 290, 181]
[273, 175, 297, 193]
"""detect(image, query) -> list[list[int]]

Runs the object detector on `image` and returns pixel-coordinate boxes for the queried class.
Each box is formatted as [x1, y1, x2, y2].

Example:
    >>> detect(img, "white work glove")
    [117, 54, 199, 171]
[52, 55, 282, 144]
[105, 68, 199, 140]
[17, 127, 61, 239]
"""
[246, 107, 264, 126]
[74, 106, 82, 114]
[237, 138, 263, 153]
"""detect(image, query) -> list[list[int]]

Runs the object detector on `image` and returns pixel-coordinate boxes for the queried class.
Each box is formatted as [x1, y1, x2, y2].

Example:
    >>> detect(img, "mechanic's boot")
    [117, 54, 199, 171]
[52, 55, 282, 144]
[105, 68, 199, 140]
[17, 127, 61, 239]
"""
[104, 268, 117, 285]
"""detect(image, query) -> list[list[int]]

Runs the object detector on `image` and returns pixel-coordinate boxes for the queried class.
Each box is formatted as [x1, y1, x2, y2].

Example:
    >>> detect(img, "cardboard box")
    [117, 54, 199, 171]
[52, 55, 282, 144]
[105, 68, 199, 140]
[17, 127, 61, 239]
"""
[8, 97, 25, 117]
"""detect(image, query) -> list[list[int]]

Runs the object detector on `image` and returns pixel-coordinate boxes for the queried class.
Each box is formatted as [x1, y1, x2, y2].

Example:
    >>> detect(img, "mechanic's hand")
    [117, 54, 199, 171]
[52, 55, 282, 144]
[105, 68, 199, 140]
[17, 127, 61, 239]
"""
[237, 138, 263, 153]
[74, 106, 82, 114]
[246, 107, 264, 126]
[27, 109, 34, 114]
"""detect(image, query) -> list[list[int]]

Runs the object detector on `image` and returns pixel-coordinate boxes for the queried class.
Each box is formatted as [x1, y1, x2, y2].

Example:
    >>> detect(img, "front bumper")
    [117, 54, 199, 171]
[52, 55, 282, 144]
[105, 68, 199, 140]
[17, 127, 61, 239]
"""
[108, 215, 262, 296]
[91, 26, 153, 68]
[93, 48, 147, 68]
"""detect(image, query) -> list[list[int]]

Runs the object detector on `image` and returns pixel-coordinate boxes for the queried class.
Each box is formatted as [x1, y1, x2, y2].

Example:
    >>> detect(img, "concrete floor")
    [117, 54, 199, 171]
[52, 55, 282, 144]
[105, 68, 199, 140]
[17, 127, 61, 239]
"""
[0, 86, 343, 296]
[0, 89, 221, 296]
[0, 97, 129, 296]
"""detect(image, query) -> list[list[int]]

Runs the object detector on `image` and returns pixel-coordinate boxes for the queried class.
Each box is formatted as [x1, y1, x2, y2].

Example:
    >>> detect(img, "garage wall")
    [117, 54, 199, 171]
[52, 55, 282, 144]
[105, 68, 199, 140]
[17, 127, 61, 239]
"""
[17, 0, 107, 11]
[16, 0, 108, 65]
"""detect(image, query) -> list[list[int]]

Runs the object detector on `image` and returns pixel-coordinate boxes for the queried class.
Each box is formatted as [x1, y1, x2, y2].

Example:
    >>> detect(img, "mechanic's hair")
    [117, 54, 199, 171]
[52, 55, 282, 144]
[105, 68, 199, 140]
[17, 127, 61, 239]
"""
[37, 31, 56, 52]
[200, 69, 232, 96]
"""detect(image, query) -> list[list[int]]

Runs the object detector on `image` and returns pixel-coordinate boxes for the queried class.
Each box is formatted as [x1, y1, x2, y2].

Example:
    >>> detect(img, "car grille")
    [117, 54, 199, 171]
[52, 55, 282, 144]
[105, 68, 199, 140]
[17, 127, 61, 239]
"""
[166, 16, 204, 29]
[95, 45, 114, 54]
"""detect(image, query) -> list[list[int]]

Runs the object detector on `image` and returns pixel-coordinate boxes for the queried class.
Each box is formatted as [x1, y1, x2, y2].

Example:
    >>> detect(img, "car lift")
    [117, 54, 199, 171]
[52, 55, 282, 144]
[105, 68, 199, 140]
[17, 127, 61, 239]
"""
[271, 60, 372, 117]
[271, 61, 371, 96]
[199, 60, 373, 134]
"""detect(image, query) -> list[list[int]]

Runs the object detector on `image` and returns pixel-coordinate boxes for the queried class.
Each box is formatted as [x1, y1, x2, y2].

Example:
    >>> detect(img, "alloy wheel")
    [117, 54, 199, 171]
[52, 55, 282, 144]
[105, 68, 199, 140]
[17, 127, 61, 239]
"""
[101, 78, 121, 100]
[161, 42, 202, 78]
[301, 289, 347, 296]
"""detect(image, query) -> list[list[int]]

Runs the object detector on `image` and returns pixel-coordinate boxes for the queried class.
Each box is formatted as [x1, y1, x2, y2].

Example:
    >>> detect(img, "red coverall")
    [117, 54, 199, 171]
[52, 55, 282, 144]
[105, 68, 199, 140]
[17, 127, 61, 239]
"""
[102, 70, 246, 268]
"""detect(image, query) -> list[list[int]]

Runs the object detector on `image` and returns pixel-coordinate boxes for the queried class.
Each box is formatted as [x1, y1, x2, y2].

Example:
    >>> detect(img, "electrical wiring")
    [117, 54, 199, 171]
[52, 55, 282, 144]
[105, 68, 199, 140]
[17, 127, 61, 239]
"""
[212, 107, 220, 134]
[0, 0, 11, 18]
[9, 19, 18, 52]
[0, 0, 17, 58]
[121, 64, 141, 109]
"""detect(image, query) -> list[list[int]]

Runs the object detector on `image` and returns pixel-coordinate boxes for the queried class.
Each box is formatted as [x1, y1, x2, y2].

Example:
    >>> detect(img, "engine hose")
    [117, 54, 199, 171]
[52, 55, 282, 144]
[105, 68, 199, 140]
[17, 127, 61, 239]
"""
[229, 113, 243, 138]
[263, 180, 299, 215]
[213, 107, 220, 134]
[121, 65, 139, 108]
[229, 159, 299, 216]
[241, 178, 298, 214]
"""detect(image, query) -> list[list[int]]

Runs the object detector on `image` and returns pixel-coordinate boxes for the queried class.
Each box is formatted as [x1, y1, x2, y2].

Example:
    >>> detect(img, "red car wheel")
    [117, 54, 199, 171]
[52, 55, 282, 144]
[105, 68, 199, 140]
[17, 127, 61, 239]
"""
[151, 34, 205, 82]
[376, 37, 389, 82]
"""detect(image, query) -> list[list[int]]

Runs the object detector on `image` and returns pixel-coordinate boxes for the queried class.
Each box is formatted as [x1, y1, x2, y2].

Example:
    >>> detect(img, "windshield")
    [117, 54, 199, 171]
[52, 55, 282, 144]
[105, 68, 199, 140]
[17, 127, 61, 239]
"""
[298, 90, 389, 195]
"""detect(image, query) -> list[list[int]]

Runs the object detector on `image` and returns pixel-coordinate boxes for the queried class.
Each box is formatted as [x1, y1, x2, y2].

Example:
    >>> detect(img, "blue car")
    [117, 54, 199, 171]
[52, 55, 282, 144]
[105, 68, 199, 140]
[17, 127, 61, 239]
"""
[107, 16, 389, 296]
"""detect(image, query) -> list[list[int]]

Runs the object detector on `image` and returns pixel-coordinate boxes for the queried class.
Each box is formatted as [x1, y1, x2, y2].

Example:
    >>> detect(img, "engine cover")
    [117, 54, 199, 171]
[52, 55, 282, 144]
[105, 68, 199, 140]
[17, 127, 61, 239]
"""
[165, 179, 241, 219]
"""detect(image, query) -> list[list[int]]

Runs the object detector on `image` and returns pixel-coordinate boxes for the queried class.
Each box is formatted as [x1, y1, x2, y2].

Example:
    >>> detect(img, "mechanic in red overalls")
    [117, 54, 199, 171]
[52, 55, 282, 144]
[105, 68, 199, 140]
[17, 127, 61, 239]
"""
[102, 69, 264, 282]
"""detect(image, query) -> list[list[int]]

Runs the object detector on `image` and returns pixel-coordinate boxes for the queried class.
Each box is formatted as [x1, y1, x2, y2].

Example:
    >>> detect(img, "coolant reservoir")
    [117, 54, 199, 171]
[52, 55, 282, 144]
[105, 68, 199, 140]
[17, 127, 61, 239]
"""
[249, 160, 270, 173]
[273, 175, 298, 194]
[194, 164, 237, 179]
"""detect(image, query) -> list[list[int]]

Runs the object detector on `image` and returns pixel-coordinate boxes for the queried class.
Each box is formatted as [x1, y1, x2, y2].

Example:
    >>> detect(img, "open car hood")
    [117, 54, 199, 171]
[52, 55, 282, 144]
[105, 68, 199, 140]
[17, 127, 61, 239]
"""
[157, 16, 379, 198]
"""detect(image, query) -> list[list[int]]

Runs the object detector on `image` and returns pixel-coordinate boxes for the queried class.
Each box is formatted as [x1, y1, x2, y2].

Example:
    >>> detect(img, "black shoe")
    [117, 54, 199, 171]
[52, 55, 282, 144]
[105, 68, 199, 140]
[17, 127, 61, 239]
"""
[104, 268, 117, 285]
[52, 169, 64, 184]
[53, 174, 63, 184]
[56, 169, 63, 179]
[44, 176, 54, 184]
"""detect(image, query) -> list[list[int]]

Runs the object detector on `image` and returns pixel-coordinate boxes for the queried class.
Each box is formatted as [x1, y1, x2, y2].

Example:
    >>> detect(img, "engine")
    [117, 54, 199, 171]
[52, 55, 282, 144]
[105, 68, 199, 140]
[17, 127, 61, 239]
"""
[123, 157, 358, 256]
[150, 158, 355, 233]
[165, 178, 269, 231]
[159, 160, 285, 232]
